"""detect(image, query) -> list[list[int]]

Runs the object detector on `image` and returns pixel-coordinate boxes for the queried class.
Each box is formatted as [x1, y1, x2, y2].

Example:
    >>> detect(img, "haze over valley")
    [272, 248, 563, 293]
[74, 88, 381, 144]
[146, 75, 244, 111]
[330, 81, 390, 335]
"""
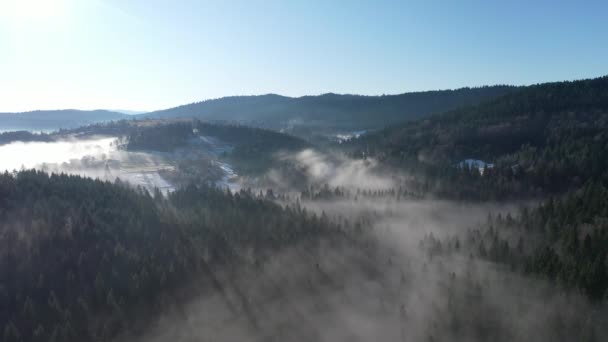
[1, 1, 607, 341]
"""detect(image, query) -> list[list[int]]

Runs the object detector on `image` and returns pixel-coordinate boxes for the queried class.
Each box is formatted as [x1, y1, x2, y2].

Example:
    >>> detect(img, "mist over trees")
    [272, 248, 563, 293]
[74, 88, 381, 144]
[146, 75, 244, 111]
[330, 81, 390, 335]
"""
[0, 76, 607, 341]
[0, 170, 353, 342]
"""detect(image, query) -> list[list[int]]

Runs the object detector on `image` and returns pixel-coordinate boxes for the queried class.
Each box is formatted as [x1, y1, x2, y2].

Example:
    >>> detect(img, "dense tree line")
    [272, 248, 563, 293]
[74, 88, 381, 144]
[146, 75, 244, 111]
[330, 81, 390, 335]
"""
[0, 131, 52, 145]
[299, 184, 423, 201]
[0, 170, 348, 342]
[126, 121, 194, 152]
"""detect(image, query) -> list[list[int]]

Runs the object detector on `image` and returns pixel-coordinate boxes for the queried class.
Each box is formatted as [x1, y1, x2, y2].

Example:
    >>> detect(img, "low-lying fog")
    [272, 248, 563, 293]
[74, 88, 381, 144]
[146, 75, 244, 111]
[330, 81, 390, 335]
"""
[127, 195, 606, 342]
[0, 137, 116, 171]
[0, 137, 176, 192]
[0, 136, 241, 193]
[1, 136, 604, 341]
[121, 147, 606, 342]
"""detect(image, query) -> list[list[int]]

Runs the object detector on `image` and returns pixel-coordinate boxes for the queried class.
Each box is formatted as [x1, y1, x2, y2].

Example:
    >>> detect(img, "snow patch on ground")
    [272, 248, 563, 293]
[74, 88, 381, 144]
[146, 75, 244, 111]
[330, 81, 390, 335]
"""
[0, 134, 242, 193]
[215, 161, 240, 191]
[0, 137, 176, 193]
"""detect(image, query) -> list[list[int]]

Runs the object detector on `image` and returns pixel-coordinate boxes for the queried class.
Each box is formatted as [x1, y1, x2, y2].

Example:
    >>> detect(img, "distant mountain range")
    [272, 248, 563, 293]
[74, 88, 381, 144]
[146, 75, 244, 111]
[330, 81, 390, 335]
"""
[0, 86, 517, 133]
[0, 110, 129, 132]
[142, 86, 516, 133]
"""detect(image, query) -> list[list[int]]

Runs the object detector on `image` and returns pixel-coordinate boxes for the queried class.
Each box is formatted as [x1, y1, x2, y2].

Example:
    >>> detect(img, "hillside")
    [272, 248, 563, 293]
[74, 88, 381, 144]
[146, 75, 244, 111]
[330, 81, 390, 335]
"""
[0, 170, 352, 342]
[0, 87, 514, 135]
[125, 119, 310, 175]
[346, 76, 608, 198]
[337, 76, 608, 304]
[0, 110, 128, 131]
[141, 86, 516, 133]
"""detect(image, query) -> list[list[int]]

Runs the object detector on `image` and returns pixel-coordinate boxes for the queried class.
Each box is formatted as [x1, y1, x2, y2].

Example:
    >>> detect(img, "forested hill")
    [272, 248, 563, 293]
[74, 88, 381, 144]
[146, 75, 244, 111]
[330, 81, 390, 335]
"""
[346, 76, 608, 197]
[126, 120, 308, 153]
[125, 120, 310, 175]
[141, 86, 515, 131]
[0, 170, 348, 342]
[0, 110, 128, 131]
[340, 76, 608, 302]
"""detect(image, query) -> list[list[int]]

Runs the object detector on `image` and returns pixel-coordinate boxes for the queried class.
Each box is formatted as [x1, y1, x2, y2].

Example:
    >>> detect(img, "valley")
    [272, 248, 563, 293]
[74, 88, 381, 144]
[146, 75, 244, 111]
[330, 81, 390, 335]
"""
[0, 76, 607, 342]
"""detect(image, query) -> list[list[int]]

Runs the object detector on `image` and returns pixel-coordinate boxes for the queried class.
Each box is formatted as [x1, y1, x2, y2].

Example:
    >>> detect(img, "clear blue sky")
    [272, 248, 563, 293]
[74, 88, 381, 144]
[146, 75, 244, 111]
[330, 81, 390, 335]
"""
[0, 0, 606, 112]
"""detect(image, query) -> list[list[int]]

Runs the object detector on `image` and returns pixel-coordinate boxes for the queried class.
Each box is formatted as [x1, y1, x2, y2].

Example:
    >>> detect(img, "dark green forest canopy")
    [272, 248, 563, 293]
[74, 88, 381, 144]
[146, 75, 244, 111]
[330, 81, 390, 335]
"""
[0, 170, 348, 342]
[125, 120, 309, 153]
[349, 76, 608, 161]
[426, 181, 608, 301]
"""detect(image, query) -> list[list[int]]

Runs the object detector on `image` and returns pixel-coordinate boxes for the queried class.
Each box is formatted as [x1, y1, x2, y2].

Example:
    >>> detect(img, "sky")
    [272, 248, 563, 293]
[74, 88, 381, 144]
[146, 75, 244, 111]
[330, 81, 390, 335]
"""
[0, 0, 607, 112]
